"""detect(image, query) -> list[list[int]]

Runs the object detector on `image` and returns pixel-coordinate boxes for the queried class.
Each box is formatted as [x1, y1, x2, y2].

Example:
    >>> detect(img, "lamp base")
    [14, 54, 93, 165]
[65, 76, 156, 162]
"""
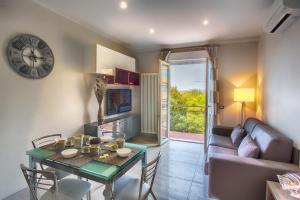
[240, 102, 245, 125]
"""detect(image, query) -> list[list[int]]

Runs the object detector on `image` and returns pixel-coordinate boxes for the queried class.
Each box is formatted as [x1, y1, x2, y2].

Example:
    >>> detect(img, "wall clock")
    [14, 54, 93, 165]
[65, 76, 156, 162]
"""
[7, 34, 54, 79]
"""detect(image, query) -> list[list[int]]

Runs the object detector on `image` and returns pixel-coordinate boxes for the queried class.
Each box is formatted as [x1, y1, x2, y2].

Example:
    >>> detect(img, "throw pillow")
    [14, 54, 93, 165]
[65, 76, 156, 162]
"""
[238, 134, 260, 158]
[230, 125, 246, 147]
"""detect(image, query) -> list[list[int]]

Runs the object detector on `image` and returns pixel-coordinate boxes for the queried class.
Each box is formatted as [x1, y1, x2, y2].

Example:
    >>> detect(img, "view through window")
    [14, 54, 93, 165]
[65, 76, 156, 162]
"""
[170, 63, 206, 143]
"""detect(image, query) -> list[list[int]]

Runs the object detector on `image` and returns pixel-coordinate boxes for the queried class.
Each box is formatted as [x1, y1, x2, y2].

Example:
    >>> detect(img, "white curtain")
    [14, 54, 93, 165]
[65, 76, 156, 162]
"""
[160, 50, 171, 62]
[206, 46, 220, 136]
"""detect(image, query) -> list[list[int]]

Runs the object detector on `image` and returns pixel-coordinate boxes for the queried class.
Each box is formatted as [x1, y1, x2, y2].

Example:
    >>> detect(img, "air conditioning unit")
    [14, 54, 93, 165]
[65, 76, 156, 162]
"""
[264, 0, 300, 34]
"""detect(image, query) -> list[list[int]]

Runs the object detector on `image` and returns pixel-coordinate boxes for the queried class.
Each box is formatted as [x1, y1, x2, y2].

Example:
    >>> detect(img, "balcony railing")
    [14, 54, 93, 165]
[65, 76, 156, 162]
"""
[170, 105, 206, 134]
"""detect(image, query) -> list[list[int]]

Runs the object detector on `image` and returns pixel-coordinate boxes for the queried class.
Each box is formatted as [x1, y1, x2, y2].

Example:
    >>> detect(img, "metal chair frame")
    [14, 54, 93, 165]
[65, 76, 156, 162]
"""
[32, 133, 62, 149]
[20, 164, 58, 200]
[32, 134, 61, 172]
[138, 152, 161, 200]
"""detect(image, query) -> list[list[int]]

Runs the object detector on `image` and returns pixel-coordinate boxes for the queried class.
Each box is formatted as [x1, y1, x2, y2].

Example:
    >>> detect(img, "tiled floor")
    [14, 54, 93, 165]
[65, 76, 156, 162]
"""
[153, 140, 209, 200]
[5, 140, 210, 200]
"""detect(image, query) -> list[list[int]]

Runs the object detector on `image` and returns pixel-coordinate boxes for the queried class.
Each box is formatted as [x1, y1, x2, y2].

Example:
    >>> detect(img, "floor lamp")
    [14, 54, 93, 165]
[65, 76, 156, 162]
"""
[234, 88, 255, 125]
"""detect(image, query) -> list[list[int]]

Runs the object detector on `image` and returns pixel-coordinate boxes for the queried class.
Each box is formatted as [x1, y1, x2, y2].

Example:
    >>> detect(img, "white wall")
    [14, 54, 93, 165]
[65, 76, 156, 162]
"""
[257, 19, 300, 146]
[0, 0, 135, 198]
[136, 51, 161, 73]
[218, 42, 258, 126]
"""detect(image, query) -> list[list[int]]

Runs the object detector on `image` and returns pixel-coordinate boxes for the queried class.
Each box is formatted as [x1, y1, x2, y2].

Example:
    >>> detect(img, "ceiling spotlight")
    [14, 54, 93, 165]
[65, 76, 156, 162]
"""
[149, 28, 155, 34]
[120, 1, 128, 10]
[203, 19, 209, 26]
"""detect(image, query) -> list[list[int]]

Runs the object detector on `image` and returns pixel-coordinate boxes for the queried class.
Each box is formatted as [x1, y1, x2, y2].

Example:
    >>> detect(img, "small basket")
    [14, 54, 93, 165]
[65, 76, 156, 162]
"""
[278, 173, 300, 198]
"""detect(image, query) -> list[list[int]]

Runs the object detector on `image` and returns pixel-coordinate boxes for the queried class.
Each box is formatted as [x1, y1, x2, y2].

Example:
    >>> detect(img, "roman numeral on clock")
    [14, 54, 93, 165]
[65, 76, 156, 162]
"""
[12, 39, 25, 51]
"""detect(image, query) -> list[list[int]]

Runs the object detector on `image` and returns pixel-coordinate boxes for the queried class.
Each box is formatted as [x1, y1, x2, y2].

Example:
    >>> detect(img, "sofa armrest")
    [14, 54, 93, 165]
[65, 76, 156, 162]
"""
[212, 126, 233, 137]
[208, 154, 300, 200]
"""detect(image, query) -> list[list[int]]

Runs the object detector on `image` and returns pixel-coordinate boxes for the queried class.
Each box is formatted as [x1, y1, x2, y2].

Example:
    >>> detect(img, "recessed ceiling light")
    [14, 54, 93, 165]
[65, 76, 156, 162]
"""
[203, 19, 209, 26]
[149, 28, 155, 34]
[120, 1, 128, 10]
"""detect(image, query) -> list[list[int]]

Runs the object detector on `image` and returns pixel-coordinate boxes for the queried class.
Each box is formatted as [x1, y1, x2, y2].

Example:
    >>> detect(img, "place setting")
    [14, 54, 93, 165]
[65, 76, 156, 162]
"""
[41, 134, 140, 168]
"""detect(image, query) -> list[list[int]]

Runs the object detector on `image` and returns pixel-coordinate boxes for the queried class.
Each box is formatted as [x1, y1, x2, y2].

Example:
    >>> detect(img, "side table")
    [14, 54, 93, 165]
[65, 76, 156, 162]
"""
[266, 181, 299, 200]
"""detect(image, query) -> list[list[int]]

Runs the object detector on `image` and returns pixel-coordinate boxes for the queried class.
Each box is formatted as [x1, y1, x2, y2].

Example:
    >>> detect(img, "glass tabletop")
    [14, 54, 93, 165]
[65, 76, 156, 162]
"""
[26, 142, 147, 180]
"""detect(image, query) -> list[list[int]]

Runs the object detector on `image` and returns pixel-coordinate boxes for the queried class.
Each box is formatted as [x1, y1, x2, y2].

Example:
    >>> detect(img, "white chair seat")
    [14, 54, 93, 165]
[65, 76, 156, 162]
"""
[41, 178, 91, 200]
[114, 175, 150, 200]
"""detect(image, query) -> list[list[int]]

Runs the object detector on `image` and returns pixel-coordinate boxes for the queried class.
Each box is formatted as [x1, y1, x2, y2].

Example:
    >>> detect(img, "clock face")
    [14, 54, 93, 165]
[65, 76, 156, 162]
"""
[7, 34, 54, 79]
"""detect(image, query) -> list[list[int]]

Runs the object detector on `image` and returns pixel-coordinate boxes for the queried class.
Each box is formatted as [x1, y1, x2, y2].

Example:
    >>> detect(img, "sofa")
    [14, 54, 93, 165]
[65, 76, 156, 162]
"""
[206, 118, 300, 200]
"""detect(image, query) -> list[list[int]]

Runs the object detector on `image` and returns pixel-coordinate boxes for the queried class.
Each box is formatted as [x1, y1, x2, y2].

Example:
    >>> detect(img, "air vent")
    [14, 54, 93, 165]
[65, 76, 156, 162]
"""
[270, 13, 291, 33]
[264, 0, 300, 34]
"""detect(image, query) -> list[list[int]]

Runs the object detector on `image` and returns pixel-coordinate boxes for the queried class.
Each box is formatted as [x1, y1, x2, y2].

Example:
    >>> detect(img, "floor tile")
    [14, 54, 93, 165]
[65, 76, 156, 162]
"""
[160, 149, 201, 165]
[188, 182, 209, 200]
[193, 165, 206, 183]
[168, 140, 204, 154]
[153, 174, 192, 200]
[157, 160, 198, 181]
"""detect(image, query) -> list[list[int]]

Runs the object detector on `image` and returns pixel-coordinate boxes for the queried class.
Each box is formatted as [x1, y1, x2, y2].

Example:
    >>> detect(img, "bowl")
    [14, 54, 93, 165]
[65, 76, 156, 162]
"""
[100, 136, 113, 143]
[117, 148, 132, 158]
[61, 149, 78, 158]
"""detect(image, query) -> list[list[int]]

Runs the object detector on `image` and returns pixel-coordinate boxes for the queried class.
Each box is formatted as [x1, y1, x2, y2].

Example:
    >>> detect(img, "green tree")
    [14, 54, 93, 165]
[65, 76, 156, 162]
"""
[170, 87, 206, 134]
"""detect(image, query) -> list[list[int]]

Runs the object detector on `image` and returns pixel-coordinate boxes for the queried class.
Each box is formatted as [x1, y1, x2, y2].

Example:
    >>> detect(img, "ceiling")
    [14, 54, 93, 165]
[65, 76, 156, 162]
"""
[33, 0, 275, 52]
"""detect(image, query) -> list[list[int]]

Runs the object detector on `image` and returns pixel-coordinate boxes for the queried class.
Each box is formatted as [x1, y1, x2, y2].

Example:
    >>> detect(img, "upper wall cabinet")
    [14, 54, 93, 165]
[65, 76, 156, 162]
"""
[114, 68, 140, 85]
[129, 71, 140, 85]
[84, 44, 139, 85]
[95, 44, 136, 75]
[115, 68, 129, 85]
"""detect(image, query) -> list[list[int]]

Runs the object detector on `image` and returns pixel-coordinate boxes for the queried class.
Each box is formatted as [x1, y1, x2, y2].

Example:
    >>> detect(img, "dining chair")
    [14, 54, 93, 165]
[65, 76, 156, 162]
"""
[32, 134, 69, 180]
[33, 134, 97, 197]
[20, 164, 91, 200]
[113, 152, 161, 200]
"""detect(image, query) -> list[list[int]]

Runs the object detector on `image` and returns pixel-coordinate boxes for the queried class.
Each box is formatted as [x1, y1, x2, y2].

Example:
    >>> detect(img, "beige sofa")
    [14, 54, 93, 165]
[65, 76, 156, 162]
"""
[206, 118, 300, 200]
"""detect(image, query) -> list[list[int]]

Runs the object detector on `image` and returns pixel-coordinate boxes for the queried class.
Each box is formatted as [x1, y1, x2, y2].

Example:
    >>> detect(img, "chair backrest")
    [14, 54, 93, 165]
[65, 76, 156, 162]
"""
[32, 134, 62, 171]
[139, 152, 161, 200]
[20, 164, 57, 200]
[32, 134, 62, 149]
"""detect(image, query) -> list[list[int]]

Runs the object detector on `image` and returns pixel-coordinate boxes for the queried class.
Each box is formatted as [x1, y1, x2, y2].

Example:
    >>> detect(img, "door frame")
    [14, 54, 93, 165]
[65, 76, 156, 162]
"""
[168, 58, 209, 144]
[204, 57, 209, 152]
[158, 60, 170, 145]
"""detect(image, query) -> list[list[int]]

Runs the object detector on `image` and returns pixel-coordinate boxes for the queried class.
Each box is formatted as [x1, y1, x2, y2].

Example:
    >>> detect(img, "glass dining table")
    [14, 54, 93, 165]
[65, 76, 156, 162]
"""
[26, 142, 147, 200]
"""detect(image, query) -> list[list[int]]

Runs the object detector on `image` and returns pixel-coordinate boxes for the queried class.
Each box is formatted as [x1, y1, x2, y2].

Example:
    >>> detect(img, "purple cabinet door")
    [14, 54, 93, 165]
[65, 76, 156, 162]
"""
[115, 68, 129, 84]
[129, 72, 140, 85]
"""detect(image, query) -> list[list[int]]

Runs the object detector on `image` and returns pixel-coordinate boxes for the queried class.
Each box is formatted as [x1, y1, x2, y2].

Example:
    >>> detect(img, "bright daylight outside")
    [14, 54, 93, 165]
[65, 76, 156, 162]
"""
[170, 63, 206, 143]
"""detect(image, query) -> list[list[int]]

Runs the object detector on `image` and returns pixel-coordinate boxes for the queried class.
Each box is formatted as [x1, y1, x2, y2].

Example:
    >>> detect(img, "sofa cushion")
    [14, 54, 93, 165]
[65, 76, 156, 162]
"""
[209, 134, 236, 149]
[250, 124, 293, 163]
[243, 118, 262, 134]
[208, 145, 238, 156]
[238, 135, 260, 158]
[205, 145, 238, 174]
[230, 125, 246, 147]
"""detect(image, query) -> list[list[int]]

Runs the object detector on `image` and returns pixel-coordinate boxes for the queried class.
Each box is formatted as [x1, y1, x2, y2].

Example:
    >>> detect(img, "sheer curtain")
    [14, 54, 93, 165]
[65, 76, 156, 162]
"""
[206, 46, 220, 136]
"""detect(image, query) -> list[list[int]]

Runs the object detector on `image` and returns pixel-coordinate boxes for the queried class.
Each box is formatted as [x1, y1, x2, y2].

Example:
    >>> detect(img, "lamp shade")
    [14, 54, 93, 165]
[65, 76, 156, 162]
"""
[234, 88, 255, 102]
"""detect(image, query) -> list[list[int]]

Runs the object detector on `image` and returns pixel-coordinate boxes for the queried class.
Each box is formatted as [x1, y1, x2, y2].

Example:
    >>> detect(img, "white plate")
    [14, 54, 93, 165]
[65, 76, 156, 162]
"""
[100, 136, 113, 143]
[61, 149, 78, 158]
[117, 148, 132, 157]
